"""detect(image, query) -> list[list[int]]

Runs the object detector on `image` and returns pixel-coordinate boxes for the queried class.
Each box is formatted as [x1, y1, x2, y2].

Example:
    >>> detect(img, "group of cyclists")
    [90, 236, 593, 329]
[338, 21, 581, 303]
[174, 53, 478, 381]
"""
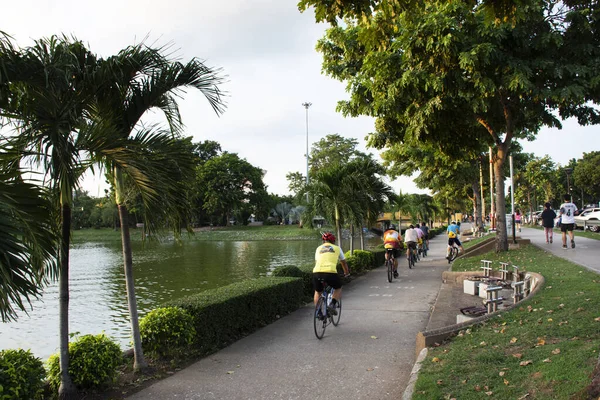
[311, 222, 464, 317]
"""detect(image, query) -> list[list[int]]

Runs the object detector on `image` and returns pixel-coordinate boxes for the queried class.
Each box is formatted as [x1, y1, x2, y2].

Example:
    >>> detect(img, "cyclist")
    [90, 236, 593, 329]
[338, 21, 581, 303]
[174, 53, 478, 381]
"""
[404, 224, 418, 262]
[313, 232, 350, 316]
[415, 224, 424, 255]
[446, 221, 464, 259]
[419, 222, 430, 250]
[383, 224, 403, 278]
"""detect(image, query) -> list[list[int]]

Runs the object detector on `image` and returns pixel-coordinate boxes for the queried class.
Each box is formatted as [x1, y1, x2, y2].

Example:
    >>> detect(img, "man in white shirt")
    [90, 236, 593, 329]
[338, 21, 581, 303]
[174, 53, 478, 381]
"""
[558, 194, 578, 249]
[404, 224, 419, 261]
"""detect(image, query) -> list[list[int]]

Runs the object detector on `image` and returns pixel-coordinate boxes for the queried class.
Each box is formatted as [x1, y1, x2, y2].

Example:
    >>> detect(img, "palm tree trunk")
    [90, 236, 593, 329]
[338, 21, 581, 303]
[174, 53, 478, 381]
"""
[58, 204, 77, 399]
[360, 223, 365, 250]
[334, 204, 342, 248]
[115, 167, 148, 371]
[350, 224, 355, 255]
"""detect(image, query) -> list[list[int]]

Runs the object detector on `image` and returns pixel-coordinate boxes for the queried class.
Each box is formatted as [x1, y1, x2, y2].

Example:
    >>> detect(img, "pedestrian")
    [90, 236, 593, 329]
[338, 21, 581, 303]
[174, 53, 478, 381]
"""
[515, 209, 522, 232]
[540, 202, 557, 244]
[558, 194, 578, 249]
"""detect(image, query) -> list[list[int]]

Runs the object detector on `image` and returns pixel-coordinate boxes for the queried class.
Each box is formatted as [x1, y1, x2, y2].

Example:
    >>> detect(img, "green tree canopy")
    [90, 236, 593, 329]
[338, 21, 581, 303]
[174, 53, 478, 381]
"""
[574, 151, 600, 201]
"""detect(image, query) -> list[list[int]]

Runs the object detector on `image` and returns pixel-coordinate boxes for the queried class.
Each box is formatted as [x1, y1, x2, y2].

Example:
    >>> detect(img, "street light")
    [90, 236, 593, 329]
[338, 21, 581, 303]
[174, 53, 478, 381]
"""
[302, 102, 311, 202]
[564, 167, 573, 194]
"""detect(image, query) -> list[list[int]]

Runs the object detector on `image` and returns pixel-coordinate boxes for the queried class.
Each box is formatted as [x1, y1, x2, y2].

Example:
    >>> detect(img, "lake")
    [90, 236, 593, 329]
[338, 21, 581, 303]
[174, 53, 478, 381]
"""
[0, 237, 378, 360]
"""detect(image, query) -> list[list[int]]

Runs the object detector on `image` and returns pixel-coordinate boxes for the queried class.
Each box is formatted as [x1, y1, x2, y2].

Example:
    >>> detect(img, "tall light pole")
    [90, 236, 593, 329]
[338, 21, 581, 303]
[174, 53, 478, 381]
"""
[302, 102, 311, 203]
[564, 167, 573, 195]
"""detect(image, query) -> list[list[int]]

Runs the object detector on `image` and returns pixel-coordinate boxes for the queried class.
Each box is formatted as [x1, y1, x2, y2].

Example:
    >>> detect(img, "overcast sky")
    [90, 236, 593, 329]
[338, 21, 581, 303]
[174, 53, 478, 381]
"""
[3, 0, 597, 197]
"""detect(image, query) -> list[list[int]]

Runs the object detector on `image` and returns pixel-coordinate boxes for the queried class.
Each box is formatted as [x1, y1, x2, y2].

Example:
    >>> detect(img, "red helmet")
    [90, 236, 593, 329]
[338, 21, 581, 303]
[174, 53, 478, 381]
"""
[321, 232, 336, 243]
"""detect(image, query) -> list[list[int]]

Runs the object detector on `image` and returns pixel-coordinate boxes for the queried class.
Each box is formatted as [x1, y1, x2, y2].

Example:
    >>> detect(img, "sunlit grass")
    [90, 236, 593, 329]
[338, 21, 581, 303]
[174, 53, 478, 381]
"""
[413, 244, 600, 400]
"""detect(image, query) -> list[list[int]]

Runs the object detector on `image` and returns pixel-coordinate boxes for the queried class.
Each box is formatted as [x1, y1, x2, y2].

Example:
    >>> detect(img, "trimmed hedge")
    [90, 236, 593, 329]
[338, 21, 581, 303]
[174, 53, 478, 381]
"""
[140, 307, 196, 359]
[166, 277, 304, 354]
[271, 265, 313, 300]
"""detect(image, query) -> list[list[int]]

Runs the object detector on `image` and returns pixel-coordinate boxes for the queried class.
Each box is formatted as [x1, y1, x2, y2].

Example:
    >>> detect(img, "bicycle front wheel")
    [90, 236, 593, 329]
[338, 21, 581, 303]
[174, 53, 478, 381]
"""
[331, 298, 342, 326]
[314, 297, 327, 339]
[386, 258, 393, 282]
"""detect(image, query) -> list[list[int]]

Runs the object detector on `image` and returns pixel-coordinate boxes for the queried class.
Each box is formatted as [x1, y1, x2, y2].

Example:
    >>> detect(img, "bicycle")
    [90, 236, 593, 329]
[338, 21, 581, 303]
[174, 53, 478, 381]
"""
[314, 281, 342, 339]
[447, 243, 459, 263]
[385, 248, 395, 282]
[407, 244, 417, 269]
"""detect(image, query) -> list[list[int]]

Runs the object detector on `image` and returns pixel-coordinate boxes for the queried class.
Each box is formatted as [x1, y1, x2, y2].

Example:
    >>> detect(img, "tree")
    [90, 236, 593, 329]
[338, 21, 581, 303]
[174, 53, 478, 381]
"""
[301, 0, 600, 251]
[574, 151, 600, 202]
[286, 171, 306, 198]
[0, 170, 58, 322]
[0, 35, 99, 399]
[309, 134, 365, 175]
[90, 44, 225, 371]
[196, 152, 267, 226]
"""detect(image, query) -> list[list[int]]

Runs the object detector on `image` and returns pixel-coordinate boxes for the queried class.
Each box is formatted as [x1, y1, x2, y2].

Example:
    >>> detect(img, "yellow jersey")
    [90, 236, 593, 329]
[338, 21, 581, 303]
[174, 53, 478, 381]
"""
[313, 242, 343, 273]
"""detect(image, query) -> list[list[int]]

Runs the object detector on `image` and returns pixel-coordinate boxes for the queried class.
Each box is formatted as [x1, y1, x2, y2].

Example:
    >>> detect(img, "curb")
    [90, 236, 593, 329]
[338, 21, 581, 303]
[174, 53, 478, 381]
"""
[402, 347, 428, 400]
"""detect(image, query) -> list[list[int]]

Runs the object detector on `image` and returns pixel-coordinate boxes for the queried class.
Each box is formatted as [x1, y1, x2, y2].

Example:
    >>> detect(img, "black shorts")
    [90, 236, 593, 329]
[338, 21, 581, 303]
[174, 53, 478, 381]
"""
[423, 234, 429, 240]
[313, 272, 342, 292]
[386, 248, 399, 258]
[561, 223, 574, 232]
[448, 237, 462, 247]
[407, 241, 417, 250]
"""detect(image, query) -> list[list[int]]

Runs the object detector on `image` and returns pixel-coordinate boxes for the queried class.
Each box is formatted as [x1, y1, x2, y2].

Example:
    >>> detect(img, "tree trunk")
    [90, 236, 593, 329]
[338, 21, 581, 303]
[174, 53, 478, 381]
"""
[360, 223, 365, 250]
[350, 224, 355, 255]
[472, 182, 484, 231]
[334, 204, 342, 248]
[494, 153, 509, 252]
[115, 167, 148, 371]
[58, 204, 77, 400]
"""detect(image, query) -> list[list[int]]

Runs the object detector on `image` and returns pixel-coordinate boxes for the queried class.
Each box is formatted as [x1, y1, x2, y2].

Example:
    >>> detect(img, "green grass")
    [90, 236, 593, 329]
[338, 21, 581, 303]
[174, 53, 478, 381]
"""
[462, 232, 496, 250]
[413, 244, 600, 400]
[526, 224, 600, 241]
[71, 224, 323, 244]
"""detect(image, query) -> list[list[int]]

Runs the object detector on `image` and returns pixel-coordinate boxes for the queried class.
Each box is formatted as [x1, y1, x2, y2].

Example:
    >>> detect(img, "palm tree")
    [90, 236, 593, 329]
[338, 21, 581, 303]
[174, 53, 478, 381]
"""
[89, 44, 225, 371]
[0, 35, 98, 399]
[0, 169, 58, 322]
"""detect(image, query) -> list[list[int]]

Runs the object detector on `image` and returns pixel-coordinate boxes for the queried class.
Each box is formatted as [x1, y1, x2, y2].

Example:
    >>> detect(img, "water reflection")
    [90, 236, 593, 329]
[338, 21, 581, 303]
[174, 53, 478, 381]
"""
[0, 237, 379, 359]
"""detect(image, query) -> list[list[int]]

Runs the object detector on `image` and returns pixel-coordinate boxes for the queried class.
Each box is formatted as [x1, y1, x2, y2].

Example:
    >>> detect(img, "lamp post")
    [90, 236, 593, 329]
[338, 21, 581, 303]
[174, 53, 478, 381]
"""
[302, 102, 311, 203]
[564, 167, 573, 195]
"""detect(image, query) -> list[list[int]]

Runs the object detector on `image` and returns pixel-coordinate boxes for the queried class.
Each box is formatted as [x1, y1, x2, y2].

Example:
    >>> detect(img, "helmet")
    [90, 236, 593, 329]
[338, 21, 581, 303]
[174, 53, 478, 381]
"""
[451, 221, 456, 225]
[322, 232, 336, 243]
[389, 224, 397, 231]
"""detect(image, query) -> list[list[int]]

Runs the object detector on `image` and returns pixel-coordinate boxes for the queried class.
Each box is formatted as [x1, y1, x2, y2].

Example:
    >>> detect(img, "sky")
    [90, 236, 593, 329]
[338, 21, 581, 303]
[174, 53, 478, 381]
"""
[3, 0, 597, 198]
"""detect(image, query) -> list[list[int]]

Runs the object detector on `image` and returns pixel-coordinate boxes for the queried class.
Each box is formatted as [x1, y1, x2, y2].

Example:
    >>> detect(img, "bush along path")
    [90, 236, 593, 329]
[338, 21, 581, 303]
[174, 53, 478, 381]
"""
[413, 244, 600, 399]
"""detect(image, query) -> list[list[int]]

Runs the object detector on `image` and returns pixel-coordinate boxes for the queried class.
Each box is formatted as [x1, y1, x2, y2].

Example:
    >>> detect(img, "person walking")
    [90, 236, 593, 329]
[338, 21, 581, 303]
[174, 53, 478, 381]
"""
[558, 194, 578, 249]
[540, 202, 557, 244]
[515, 209, 522, 232]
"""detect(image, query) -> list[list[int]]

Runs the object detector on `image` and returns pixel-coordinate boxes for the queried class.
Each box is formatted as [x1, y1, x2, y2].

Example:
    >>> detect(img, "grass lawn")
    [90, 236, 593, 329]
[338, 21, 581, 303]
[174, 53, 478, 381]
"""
[462, 232, 496, 250]
[526, 224, 600, 241]
[413, 244, 600, 400]
[71, 224, 323, 244]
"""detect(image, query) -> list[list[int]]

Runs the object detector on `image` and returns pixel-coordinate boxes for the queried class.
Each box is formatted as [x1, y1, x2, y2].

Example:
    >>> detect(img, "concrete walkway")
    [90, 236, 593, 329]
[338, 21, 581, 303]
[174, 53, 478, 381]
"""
[516, 226, 600, 272]
[127, 236, 452, 400]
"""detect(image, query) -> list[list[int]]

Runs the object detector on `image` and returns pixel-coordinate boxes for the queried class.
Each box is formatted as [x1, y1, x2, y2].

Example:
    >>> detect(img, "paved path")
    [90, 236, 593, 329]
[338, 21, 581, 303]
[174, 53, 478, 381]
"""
[517, 227, 600, 272]
[127, 235, 451, 400]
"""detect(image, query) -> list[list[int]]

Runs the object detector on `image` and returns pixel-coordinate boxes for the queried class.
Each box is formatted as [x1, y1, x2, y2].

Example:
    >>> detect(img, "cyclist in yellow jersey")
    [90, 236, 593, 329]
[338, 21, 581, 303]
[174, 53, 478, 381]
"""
[383, 224, 403, 278]
[313, 232, 350, 315]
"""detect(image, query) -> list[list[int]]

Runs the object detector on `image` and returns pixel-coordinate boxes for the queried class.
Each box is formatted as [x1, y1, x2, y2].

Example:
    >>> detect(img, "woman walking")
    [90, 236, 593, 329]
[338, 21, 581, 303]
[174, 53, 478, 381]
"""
[515, 210, 522, 232]
[541, 203, 557, 244]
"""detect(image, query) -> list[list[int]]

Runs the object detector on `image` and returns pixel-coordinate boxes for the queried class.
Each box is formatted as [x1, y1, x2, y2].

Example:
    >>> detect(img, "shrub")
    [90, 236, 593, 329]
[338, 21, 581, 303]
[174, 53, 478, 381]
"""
[140, 307, 196, 359]
[167, 277, 304, 355]
[0, 349, 45, 400]
[272, 265, 313, 300]
[371, 248, 387, 267]
[47, 334, 122, 393]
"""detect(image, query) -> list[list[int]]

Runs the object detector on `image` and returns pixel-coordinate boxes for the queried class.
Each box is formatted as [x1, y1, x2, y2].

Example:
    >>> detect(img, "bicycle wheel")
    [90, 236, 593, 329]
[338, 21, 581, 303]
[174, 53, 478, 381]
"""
[331, 298, 342, 326]
[449, 246, 459, 262]
[407, 251, 413, 269]
[314, 297, 327, 339]
[386, 258, 393, 282]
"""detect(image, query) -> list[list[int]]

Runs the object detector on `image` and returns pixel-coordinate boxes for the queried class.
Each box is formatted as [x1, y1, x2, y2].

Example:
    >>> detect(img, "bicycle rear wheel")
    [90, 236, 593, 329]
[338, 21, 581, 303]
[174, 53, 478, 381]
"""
[407, 251, 413, 269]
[449, 246, 459, 262]
[331, 298, 342, 326]
[314, 297, 327, 339]
[386, 258, 393, 282]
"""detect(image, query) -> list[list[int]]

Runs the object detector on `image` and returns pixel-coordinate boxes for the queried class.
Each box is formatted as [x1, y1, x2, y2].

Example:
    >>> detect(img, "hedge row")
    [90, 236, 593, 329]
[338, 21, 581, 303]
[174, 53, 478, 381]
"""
[166, 277, 304, 354]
